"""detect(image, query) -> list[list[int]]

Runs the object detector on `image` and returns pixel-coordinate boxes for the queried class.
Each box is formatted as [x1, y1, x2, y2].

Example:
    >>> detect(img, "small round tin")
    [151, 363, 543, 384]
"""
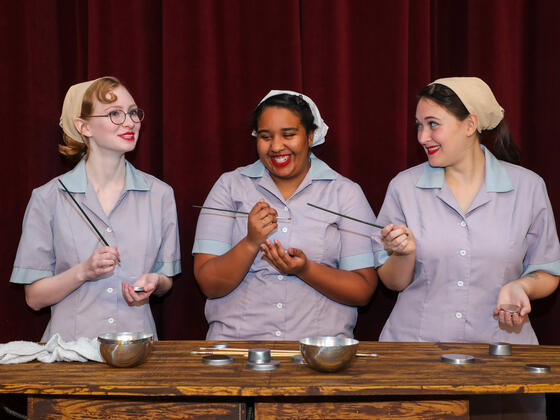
[248, 348, 271, 364]
[246, 348, 279, 370]
[441, 354, 475, 364]
[499, 304, 521, 314]
[202, 355, 234, 366]
[525, 364, 551, 373]
[292, 354, 307, 365]
[489, 342, 512, 356]
[211, 343, 228, 349]
[246, 360, 280, 371]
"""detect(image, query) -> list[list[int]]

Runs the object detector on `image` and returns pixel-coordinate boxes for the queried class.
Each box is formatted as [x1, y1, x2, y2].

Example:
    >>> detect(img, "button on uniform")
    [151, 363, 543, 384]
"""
[459, 249, 467, 256]
[277, 275, 284, 280]
[106, 227, 113, 233]
[281, 227, 288, 233]
[455, 312, 463, 319]
[276, 303, 283, 309]
[457, 281, 464, 287]
[108, 317, 115, 324]
[274, 330, 281, 337]
[107, 287, 114, 293]
[460, 221, 466, 227]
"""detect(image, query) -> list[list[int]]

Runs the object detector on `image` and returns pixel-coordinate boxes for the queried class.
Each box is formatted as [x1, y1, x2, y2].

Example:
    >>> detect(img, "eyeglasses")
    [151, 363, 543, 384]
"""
[83, 108, 145, 125]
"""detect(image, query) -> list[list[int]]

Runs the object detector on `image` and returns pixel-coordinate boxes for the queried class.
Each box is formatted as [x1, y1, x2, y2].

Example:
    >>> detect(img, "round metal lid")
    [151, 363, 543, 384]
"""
[292, 354, 307, 365]
[246, 360, 280, 371]
[441, 354, 475, 364]
[211, 343, 229, 349]
[499, 304, 521, 314]
[202, 355, 234, 366]
[489, 342, 512, 356]
[525, 364, 551, 373]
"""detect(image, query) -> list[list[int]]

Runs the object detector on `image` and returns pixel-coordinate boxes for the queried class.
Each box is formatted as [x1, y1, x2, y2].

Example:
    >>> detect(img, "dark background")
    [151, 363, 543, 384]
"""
[1, 0, 559, 347]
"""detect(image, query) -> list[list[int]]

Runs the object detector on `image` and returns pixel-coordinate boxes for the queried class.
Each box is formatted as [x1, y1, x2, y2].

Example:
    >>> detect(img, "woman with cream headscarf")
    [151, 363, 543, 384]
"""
[374, 77, 560, 418]
[10, 77, 181, 342]
[193, 90, 378, 340]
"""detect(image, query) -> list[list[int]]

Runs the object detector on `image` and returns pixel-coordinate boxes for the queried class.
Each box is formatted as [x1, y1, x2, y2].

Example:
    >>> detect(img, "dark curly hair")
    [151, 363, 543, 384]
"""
[251, 93, 318, 135]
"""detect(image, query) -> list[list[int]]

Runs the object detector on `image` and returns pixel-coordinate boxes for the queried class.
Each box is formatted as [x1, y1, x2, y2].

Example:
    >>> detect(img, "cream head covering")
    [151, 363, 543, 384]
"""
[59, 78, 101, 143]
[251, 89, 329, 147]
[429, 77, 504, 132]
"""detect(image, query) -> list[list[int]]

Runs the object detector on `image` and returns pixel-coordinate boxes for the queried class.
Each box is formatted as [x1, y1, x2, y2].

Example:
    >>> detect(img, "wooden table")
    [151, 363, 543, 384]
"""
[1, 340, 559, 419]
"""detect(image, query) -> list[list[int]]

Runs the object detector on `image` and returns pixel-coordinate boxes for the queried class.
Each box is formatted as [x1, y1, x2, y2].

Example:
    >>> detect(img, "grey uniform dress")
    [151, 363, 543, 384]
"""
[10, 159, 181, 342]
[193, 154, 376, 340]
[373, 146, 560, 419]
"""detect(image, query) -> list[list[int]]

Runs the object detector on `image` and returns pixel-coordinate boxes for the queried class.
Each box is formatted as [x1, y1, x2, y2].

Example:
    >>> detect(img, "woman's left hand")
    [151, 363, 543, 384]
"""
[493, 280, 531, 330]
[260, 239, 308, 276]
[122, 273, 160, 306]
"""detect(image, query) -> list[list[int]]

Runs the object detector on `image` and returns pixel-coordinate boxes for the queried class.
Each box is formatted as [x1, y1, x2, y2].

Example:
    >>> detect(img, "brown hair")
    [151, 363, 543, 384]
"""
[58, 76, 122, 160]
[418, 83, 520, 164]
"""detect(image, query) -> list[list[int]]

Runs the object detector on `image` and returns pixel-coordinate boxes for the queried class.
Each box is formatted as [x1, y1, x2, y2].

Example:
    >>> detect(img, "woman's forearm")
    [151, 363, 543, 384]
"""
[194, 237, 260, 298]
[377, 252, 415, 291]
[298, 264, 377, 306]
[517, 271, 560, 300]
[25, 264, 87, 311]
[153, 274, 173, 296]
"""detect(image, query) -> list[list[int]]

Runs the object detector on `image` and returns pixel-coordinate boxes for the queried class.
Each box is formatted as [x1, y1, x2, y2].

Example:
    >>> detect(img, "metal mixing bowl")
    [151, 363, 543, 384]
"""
[299, 336, 358, 372]
[98, 332, 153, 368]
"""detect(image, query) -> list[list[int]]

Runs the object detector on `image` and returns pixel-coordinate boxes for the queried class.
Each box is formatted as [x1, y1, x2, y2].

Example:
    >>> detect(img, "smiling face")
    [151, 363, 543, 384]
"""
[256, 106, 314, 187]
[79, 85, 141, 156]
[415, 98, 477, 168]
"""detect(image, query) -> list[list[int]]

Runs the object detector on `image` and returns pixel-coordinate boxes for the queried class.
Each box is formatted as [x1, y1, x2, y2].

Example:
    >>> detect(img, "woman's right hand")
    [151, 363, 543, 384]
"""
[79, 246, 120, 282]
[246, 199, 278, 249]
[381, 224, 415, 256]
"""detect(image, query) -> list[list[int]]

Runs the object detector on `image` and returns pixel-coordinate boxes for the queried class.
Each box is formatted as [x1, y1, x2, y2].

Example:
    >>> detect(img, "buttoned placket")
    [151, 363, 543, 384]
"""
[437, 182, 496, 340]
[256, 172, 315, 339]
[80, 184, 130, 333]
[434, 186, 474, 339]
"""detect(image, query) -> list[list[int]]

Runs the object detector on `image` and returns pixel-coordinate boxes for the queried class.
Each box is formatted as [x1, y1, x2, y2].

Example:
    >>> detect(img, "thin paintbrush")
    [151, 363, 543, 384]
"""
[58, 179, 121, 263]
[193, 205, 291, 220]
[307, 203, 384, 229]
[193, 349, 378, 358]
[191, 350, 297, 358]
[200, 347, 377, 357]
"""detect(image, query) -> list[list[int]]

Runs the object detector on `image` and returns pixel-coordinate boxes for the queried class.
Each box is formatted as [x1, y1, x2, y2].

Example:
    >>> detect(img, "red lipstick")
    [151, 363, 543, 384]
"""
[118, 132, 135, 142]
[271, 154, 291, 167]
[426, 146, 440, 156]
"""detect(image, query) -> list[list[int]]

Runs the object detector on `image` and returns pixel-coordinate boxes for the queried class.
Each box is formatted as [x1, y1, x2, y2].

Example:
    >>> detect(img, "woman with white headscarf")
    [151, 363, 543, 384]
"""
[374, 77, 560, 418]
[10, 76, 181, 342]
[193, 90, 378, 340]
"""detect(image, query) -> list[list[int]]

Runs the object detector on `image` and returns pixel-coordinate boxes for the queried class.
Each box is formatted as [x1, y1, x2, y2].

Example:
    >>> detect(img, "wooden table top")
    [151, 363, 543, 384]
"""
[1, 340, 559, 398]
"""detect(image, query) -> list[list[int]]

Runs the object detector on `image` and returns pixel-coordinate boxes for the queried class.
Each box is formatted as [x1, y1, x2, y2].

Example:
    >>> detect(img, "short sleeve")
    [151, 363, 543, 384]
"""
[192, 173, 235, 256]
[152, 187, 182, 277]
[373, 177, 407, 267]
[10, 189, 55, 284]
[521, 178, 560, 276]
[337, 181, 376, 271]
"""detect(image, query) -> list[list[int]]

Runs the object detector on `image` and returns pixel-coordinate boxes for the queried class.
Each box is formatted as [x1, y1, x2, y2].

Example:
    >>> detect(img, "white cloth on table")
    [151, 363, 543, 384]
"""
[0, 333, 102, 364]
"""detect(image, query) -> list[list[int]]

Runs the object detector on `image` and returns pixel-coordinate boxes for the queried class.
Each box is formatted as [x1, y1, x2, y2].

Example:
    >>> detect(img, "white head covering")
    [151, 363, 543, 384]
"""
[59, 78, 101, 143]
[251, 89, 328, 147]
[429, 77, 504, 133]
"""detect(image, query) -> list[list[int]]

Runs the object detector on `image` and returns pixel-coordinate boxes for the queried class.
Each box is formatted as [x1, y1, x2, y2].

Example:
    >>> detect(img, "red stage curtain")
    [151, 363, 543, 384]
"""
[1, 0, 559, 348]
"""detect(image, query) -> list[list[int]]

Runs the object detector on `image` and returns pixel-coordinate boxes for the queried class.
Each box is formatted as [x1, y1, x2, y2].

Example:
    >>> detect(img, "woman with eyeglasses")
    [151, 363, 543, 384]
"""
[10, 76, 181, 342]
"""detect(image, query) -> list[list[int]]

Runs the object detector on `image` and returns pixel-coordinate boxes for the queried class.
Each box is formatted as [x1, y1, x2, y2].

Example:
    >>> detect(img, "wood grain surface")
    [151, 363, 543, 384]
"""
[254, 399, 469, 420]
[1, 341, 559, 398]
[28, 397, 245, 420]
